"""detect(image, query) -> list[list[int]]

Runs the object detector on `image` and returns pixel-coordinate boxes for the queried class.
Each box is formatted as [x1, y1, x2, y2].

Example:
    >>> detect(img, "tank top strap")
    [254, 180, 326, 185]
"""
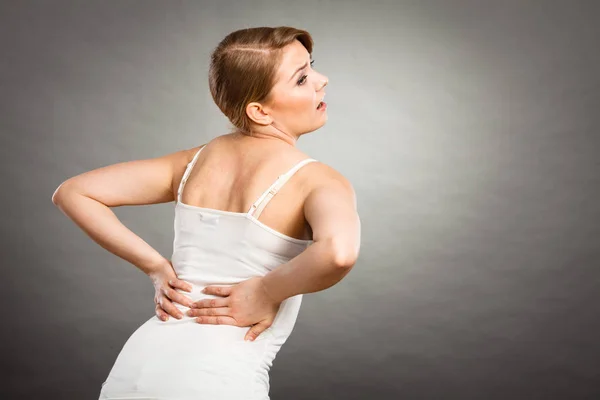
[247, 158, 318, 218]
[177, 145, 206, 203]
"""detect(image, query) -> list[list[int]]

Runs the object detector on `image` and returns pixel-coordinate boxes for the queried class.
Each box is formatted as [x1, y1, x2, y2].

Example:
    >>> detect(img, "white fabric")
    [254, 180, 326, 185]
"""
[99, 146, 318, 399]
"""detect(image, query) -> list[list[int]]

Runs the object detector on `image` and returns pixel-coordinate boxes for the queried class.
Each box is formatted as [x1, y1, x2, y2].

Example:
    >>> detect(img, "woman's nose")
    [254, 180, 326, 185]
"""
[319, 76, 329, 90]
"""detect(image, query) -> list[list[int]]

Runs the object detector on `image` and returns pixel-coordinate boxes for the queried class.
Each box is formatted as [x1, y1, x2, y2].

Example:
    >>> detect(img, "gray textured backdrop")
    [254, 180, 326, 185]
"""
[1, 0, 599, 399]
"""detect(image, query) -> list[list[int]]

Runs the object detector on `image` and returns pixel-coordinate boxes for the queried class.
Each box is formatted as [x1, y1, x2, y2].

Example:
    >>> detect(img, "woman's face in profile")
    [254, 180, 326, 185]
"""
[262, 39, 329, 136]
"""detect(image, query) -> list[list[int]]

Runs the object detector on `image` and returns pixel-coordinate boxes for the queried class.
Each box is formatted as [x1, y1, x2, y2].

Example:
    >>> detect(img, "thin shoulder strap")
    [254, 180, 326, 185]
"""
[177, 145, 206, 203]
[247, 158, 318, 218]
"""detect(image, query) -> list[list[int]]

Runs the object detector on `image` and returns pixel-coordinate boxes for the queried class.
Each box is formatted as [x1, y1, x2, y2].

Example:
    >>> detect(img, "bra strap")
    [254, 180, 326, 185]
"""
[247, 158, 318, 218]
[177, 145, 206, 203]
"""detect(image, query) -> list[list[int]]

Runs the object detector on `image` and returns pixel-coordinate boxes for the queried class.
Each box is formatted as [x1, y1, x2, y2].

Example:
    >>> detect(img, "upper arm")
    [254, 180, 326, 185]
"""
[52, 146, 204, 207]
[303, 169, 361, 265]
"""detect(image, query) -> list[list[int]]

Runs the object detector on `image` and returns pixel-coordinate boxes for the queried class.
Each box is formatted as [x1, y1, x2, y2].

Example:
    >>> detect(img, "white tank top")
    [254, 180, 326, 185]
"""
[99, 145, 319, 399]
[172, 144, 319, 320]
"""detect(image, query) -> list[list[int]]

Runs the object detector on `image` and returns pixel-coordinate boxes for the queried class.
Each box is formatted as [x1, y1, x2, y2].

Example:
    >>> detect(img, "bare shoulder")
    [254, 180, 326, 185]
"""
[308, 162, 352, 186]
[302, 161, 356, 203]
[179, 143, 207, 166]
[170, 142, 210, 190]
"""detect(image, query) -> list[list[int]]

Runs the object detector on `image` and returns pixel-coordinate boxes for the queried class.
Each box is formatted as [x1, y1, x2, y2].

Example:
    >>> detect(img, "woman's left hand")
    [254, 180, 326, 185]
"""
[186, 276, 281, 341]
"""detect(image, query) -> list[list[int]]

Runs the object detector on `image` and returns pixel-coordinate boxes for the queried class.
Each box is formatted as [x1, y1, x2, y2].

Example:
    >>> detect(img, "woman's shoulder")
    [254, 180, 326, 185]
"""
[181, 134, 353, 190]
[287, 152, 354, 199]
[179, 135, 225, 164]
[307, 161, 354, 193]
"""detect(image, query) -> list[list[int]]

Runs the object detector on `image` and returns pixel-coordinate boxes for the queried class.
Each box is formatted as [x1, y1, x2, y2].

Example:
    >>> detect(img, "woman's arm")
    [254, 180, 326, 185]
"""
[51, 147, 200, 273]
[260, 171, 361, 303]
[51, 146, 204, 317]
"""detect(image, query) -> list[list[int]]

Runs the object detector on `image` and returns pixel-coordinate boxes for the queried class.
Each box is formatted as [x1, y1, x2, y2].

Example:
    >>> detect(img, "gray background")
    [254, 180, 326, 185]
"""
[1, 0, 599, 399]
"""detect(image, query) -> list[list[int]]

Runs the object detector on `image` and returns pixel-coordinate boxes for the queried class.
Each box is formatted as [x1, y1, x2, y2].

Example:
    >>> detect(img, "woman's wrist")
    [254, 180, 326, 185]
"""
[144, 257, 171, 278]
[259, 276, 284, 304]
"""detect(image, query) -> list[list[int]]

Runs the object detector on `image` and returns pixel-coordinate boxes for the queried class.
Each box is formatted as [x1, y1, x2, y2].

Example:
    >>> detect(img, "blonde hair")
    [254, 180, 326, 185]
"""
[208, 26, 314, 135]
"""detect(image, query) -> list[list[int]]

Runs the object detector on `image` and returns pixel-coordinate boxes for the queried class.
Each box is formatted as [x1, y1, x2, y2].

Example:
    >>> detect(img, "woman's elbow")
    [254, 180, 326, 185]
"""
[51, 180, 72, 206]
[330, 239, 360, 269]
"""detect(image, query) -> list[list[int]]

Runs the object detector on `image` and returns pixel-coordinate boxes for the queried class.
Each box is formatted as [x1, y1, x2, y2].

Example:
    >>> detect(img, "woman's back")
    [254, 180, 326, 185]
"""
[177, 133, 320, 242]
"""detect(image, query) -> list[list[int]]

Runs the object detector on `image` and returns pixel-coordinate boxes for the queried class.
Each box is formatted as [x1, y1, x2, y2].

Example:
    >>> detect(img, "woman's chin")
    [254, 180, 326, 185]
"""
[314, 119, 328, 131]
[299, 122, 327, 135]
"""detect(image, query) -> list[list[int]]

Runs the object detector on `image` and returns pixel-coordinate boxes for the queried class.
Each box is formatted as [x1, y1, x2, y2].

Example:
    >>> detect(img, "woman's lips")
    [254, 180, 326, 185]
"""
[317, 101, 327, 110]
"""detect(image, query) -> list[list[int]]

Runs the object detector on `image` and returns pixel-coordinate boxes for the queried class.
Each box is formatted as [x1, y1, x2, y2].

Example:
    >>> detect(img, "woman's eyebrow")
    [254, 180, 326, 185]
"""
[289, 61, 308, 82]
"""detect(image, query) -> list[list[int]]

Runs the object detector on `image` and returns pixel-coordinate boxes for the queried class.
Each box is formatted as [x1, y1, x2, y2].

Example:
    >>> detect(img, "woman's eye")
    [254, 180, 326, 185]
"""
[296, 60, 314, 85]
[297, 75, 308, 85]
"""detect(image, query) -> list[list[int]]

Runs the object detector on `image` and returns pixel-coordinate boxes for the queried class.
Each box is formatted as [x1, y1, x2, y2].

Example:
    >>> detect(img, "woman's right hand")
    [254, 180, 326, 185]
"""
[148, 260, 194, 321]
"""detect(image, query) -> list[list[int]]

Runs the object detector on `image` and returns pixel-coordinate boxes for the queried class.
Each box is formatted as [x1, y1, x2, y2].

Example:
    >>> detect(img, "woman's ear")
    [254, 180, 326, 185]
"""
[246, 102, 273, 126]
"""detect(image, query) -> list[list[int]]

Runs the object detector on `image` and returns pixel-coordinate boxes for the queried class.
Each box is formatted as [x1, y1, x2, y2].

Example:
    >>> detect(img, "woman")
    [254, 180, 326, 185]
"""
[52, 26, 360, 399]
